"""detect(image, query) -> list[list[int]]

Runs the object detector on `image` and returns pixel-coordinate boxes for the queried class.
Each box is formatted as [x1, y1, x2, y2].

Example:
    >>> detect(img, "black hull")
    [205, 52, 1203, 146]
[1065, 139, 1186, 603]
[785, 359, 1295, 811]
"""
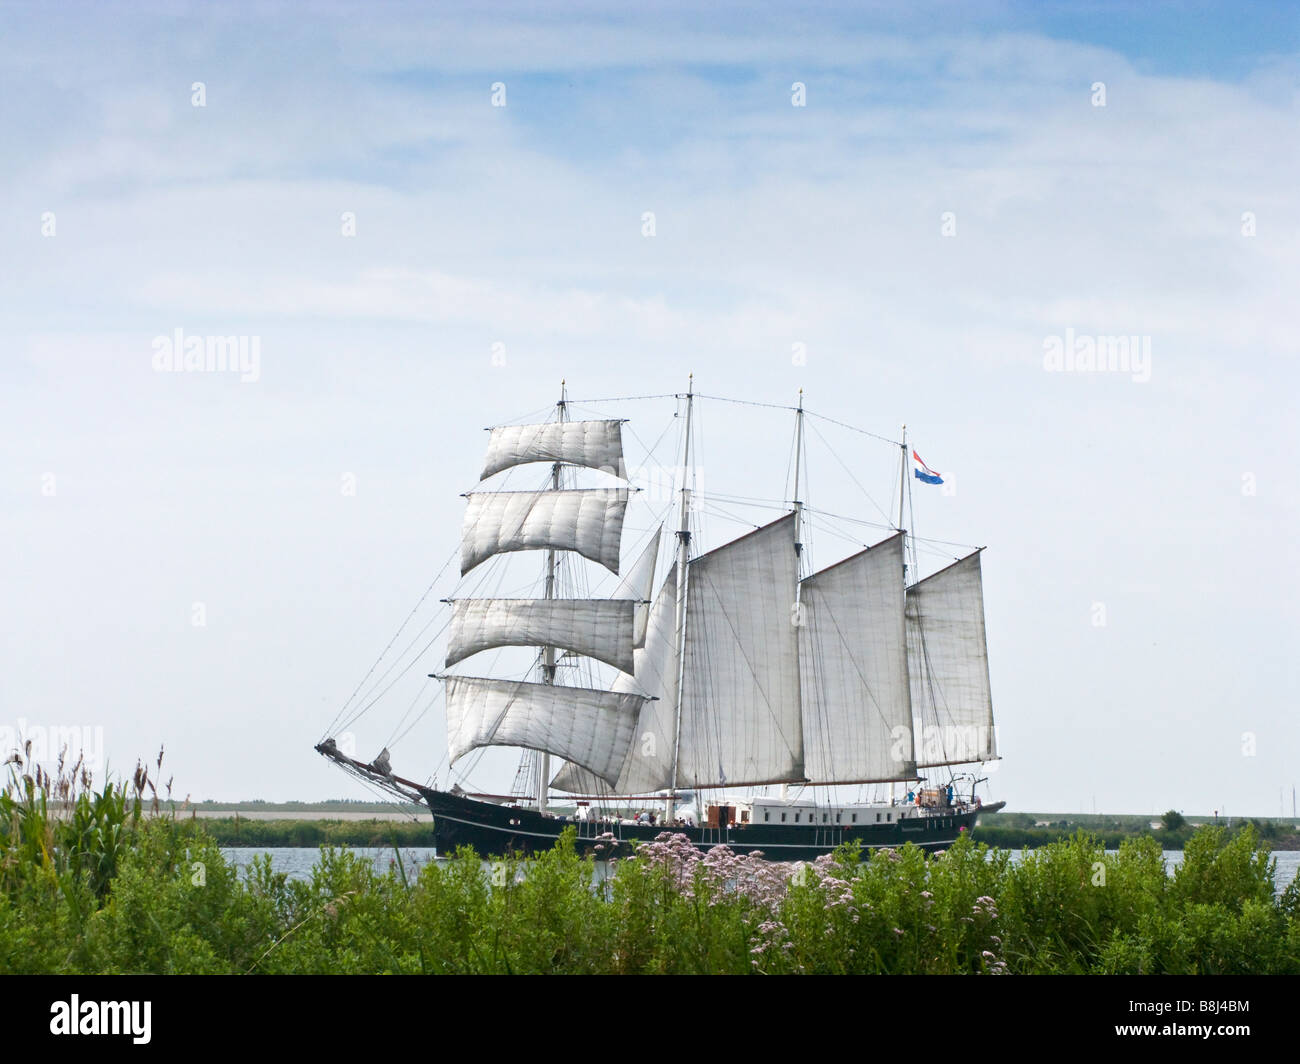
[419, 788, 996, 861]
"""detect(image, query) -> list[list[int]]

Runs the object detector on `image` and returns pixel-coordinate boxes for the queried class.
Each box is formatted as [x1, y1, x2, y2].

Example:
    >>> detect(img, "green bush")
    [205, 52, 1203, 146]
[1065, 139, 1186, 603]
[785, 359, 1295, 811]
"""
[3, 754, 1298, 974]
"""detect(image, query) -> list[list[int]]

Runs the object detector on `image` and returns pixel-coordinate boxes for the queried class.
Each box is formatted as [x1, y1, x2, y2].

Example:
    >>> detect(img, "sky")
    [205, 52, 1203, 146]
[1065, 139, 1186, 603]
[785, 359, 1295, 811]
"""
[1, 1, 1297, 816]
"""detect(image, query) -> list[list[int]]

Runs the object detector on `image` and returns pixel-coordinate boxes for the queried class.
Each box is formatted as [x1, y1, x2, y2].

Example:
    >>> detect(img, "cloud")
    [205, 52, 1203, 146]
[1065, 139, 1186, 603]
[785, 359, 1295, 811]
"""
[135, 268, 697, 338]
[2, 6, 1297, 809]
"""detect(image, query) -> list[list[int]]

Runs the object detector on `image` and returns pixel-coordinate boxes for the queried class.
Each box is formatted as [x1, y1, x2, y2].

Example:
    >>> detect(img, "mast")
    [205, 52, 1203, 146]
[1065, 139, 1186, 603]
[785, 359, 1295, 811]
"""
[894, 424, 908, 804]
[784, 390, 806, 802]
[897, 424, 908, 532]
[666, 375, 694, 822]
[537, 381, 567, 813]
[793, 389, 805, 559]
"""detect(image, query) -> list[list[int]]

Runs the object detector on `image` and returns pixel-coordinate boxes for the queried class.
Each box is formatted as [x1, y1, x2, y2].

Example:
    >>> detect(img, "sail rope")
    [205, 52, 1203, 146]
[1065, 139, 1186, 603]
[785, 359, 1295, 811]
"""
[803, 408, 900, 446]
[320, 548, 458, 741]
[332, 506, 522, 737]
[804, 505, 979, 556]
[806, 418, 896, 526]
[330, 463, 554, 738]
[694, 499, 767, 532]
[381, 676, 434, 750]
[563, 392, 682, 405]
[694, 392, 901, 448]
[324, 411, 572, 742]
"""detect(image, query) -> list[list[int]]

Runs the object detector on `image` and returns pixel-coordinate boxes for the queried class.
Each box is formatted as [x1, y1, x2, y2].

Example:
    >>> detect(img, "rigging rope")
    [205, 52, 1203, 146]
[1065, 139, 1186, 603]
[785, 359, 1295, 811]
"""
[321, 547, 460, 741]
[806, 418, 896, 527]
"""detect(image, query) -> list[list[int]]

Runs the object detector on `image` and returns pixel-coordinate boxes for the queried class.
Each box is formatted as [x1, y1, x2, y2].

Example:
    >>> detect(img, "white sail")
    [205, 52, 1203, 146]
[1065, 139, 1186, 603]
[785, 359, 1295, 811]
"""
[445, 598, 638, 674]
[906, 550, 996, 766]
[675, 514, 803, 789]
[445, 675, 645, 787]
[612, 526, 661, 648]
[481, 420, 626, 481]
[552, 565, 679, 794]
[460, 488, 628, 576]
[799, 533, 917, 783]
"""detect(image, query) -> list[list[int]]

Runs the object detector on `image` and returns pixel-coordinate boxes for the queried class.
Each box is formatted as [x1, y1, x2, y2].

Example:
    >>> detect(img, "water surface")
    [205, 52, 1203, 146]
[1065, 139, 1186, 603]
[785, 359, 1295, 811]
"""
[223, 846, 1300, 891]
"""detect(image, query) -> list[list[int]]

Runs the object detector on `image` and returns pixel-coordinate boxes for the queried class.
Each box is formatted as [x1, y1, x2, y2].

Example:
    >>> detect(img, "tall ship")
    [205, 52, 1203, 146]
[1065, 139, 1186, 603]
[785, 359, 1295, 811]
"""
[317, 380, 1003, 860]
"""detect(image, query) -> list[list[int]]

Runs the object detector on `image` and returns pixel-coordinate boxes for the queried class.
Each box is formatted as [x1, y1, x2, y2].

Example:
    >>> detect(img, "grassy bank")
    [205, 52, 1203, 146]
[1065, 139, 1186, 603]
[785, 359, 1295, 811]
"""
[4, 755, 1300, 974]
[187, 800, 425, 814]
[976, 812, 1300, 851]
[192, 816, 436, 848]
[972, 824, 1300, 851]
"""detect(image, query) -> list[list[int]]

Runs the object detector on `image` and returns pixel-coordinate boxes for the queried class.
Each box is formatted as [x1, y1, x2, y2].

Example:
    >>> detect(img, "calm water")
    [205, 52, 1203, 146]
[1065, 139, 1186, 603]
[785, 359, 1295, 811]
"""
[223, 846, 1300, 892]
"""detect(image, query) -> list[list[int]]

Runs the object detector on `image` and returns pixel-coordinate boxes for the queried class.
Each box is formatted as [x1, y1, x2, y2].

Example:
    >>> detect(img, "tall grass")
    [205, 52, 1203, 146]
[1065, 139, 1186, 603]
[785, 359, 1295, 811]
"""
[2, 755, 1298, 974]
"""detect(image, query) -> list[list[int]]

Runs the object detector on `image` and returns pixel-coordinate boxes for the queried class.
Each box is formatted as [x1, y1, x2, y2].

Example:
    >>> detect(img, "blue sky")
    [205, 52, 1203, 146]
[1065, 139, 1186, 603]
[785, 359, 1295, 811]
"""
[1, 2, 1297, 815]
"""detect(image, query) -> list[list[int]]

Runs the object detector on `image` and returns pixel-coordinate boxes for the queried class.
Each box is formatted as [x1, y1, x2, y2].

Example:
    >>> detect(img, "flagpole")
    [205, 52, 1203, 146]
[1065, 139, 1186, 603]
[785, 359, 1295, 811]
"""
[897, 425, 908, 531]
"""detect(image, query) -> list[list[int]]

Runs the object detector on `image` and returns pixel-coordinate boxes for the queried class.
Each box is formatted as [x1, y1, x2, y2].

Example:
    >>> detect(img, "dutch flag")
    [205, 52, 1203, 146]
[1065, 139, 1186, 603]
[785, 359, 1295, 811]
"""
[912, 450, 943, 485]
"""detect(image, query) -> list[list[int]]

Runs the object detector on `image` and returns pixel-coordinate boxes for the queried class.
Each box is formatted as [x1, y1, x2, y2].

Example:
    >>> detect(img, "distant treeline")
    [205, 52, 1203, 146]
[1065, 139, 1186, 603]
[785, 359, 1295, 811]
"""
[189, 817, 436, 848]
[185, 800, 426, 814]
[976, 812, 1300, 852]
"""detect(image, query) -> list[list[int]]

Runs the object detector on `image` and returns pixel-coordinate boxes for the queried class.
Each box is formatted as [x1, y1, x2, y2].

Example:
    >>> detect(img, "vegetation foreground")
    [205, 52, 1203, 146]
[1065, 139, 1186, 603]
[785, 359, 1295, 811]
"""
[3, 754, 1299, 974]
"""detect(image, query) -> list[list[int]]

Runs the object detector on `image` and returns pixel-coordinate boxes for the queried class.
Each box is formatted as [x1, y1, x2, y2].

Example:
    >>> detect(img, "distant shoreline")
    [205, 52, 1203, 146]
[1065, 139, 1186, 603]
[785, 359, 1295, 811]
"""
[187, 808, 422, 821]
